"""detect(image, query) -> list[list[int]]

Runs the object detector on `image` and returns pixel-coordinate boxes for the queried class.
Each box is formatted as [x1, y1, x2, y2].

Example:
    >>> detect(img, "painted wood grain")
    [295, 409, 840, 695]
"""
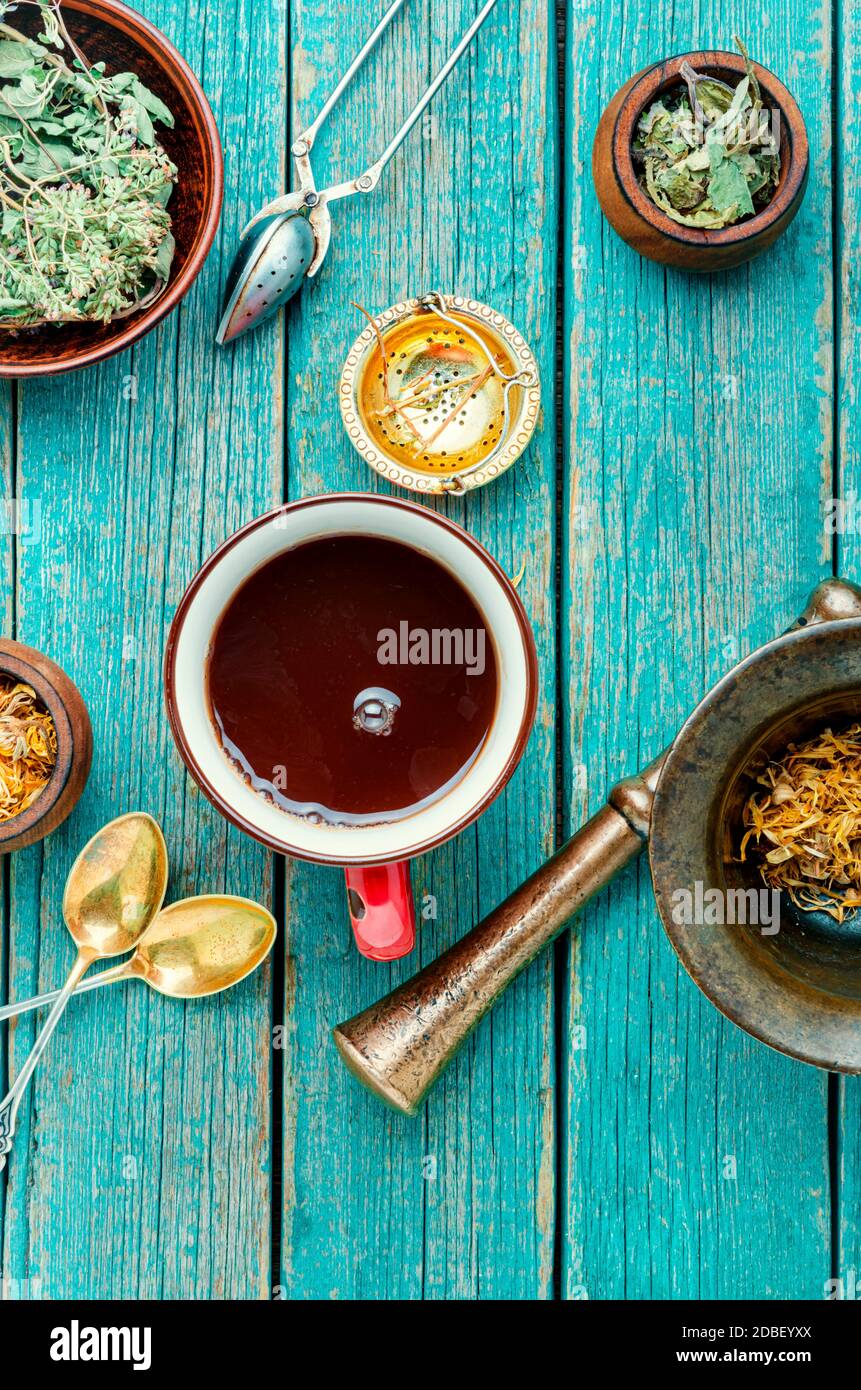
[0, 383, 12, 1294]
[0, 0, 284, 1300]
[835, 0, 861, 1300]
[279, 0, 559, 1298]
[0, 0, 853, 1304]
[560, 0, 833, 1298]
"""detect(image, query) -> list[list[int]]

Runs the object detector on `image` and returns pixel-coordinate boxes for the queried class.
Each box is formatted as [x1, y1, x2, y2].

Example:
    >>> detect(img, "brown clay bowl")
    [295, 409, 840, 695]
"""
[0, 0, 223, 378]
[0, 640, 92, 853]
[592, 50, 809, 272]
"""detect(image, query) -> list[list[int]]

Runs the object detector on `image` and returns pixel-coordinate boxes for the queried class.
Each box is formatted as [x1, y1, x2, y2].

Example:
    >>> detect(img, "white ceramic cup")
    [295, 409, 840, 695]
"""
[165, 494, 537, 960]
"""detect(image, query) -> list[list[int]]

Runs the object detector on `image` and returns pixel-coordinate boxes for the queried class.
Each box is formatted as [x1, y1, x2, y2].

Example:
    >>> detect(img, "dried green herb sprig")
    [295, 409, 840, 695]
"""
[0, 0, 177, 328]
[632, 37, 780, 230]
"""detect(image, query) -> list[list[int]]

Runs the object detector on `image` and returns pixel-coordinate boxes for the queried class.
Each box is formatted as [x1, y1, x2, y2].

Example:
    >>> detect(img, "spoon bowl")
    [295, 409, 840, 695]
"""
[63, 812, 169, 957]
[0, 893, 277, 1023]
[129, 895, 276, 998]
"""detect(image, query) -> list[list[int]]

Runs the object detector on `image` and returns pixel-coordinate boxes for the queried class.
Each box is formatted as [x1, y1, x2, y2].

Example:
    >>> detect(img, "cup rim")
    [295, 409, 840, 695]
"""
[164, 494, 539, 865]
[611, 49, 809, 249]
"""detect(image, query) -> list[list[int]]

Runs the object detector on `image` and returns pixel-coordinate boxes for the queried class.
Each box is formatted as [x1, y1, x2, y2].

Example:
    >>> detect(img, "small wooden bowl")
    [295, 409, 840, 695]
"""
[0, 0, 223, 378]
[592, 51, 809, 272]
[0, 641, 92, 854]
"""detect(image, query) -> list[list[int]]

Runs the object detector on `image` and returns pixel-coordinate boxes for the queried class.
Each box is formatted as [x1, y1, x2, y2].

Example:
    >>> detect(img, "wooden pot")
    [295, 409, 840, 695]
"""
[592, 50, 809, 272]
[0, 641, 92, 853]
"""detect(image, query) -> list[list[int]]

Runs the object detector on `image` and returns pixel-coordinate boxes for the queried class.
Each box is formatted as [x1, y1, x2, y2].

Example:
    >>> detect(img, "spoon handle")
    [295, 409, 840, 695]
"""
[0, 951, 92, 1172]
[0, 959, 131, 1023]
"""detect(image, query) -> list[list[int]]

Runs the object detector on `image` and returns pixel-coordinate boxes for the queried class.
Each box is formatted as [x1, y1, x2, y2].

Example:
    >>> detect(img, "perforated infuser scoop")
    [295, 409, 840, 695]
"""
[217, 0, 501, 345]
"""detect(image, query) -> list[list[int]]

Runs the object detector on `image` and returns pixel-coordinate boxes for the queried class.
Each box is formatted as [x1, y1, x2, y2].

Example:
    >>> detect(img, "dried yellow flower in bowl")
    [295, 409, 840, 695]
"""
[0, 680, 58, 823]
[0, 641, 92, 854]
[740, 722, 861, 922]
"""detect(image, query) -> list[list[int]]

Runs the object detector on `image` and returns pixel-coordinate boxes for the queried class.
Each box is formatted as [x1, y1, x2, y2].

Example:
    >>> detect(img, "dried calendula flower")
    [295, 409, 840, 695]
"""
[740, 722, 861, 922]
[0, 676, 57, 822]
[632, 36, 781, 229]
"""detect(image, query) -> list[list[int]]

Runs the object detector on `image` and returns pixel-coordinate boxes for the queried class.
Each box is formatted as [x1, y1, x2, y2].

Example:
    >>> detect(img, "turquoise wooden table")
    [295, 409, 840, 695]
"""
[0, 0, 855, 1300]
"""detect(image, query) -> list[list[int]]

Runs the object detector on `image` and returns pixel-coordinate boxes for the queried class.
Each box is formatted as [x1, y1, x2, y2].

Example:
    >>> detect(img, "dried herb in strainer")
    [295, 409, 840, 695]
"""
[352, 300, 503, 457]
[0, 677, 57, 821]
[0, 0, 177, 329]
[740, 723, 861, 922]
[632, 37, 780, 229]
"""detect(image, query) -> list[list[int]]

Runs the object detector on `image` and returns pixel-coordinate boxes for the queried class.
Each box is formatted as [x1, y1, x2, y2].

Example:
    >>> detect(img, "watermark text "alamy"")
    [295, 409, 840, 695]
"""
[377, 622, 486, 677]
[671, 883, 780, 935]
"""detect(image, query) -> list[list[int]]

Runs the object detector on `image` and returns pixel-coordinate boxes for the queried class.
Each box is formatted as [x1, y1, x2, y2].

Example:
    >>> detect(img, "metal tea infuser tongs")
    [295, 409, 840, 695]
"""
[216, 0, 501, 345]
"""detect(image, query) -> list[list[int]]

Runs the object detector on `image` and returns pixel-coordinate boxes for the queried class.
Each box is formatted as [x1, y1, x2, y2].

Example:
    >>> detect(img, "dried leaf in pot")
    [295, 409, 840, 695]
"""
[632, 36, 780, 230]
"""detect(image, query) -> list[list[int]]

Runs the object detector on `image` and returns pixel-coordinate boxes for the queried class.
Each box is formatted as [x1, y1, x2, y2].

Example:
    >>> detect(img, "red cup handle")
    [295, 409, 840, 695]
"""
[344, 861, 416, 961]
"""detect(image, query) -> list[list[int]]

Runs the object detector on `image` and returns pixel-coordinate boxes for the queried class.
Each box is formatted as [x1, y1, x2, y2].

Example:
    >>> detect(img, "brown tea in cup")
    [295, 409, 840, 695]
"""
[206, 534, 498, 826]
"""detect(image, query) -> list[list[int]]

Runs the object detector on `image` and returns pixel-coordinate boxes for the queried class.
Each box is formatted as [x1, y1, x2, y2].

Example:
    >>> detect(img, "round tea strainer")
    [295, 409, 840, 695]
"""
[339, 293, 541, 494]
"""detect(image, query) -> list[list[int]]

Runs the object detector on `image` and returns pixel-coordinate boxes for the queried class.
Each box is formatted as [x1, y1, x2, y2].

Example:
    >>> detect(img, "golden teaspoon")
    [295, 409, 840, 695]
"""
[0, 894, 276, 1022]
[0, 812, 168, 1170]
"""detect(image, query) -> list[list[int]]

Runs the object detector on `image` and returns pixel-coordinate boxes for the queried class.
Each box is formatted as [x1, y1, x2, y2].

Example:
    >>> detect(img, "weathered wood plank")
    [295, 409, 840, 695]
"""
[561, 2, 833, 1298]
[835, 0, 861, 1299]
[0, 0, 283, 1300]
[281, 0, 558, 1298]
[1, 0, 842, 1305]
[0, 382, 13, 1294]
